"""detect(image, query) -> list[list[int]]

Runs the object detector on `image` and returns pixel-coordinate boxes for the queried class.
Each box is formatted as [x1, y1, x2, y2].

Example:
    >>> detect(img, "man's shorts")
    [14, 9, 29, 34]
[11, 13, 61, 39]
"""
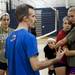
[0, 61, 7, 70]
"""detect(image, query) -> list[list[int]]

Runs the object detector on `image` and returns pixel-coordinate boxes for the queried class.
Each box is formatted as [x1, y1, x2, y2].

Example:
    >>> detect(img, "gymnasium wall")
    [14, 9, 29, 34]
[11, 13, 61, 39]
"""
[8, 7, 67, 36]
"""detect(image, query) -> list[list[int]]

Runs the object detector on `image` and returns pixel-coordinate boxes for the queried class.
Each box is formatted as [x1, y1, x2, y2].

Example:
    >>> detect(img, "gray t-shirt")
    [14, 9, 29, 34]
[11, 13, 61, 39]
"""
[66, 27, 75, 67]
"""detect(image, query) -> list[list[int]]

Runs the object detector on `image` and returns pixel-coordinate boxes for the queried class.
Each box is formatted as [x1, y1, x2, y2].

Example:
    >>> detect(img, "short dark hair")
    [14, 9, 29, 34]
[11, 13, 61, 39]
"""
[15, 4, 34, 22]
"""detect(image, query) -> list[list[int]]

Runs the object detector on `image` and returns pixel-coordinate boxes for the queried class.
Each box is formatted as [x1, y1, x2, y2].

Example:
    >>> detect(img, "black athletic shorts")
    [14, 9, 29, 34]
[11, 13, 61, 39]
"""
[0, 61, 7, 70]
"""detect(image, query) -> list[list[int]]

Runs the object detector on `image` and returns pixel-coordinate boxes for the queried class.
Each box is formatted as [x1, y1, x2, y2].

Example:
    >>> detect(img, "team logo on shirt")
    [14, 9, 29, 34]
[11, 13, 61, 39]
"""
[10, 35, 16, 42]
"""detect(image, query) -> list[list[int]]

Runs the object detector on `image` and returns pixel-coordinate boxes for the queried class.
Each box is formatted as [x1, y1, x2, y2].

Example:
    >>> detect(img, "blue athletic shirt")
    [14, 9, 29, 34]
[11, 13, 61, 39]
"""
[5, 29, 40, 75]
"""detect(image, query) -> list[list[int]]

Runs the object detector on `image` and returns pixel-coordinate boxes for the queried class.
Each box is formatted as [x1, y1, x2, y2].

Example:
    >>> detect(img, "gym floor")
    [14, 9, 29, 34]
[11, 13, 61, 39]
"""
[37, 37, 49, 75]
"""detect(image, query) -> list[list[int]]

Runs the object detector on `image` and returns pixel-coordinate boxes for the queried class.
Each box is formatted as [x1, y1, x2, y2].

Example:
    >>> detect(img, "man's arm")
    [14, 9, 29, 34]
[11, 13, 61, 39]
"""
[29, 50, 65, 71]
[66, 27, 75, 44]
[55, 37, 67, 49]
[55, 27, 75, 49]
[63, 47, 75, 56]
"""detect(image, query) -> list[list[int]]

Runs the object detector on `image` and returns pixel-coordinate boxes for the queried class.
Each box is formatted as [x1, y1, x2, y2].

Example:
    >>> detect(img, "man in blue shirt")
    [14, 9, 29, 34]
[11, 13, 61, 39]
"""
[5, 4, 65, 75]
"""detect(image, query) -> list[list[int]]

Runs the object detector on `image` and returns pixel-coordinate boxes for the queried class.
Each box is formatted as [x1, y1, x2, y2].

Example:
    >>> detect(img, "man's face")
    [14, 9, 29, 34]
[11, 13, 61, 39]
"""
[28, 8, 37, 28]
[68, 11, 75, 24]
[1, 15, 10, 29]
